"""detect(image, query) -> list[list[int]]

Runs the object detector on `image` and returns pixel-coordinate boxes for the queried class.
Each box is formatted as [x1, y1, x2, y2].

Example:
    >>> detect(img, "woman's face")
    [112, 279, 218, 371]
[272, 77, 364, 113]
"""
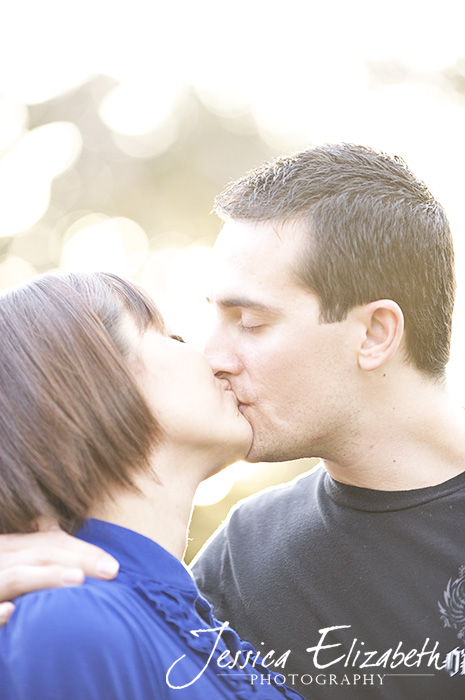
[129, 327, 253, 470]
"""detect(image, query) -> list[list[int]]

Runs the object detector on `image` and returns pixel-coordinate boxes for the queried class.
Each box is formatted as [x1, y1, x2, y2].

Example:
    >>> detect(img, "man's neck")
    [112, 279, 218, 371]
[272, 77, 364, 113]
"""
[322, 380, 465, 491]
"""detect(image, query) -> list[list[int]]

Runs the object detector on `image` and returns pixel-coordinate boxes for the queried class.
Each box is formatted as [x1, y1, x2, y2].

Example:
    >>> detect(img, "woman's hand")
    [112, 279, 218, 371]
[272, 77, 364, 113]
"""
[0, 525, 119, 625]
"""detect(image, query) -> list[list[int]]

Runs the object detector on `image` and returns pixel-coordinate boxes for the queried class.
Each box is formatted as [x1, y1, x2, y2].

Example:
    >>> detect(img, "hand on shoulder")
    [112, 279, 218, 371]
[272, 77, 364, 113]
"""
[0, 525, 119, 625]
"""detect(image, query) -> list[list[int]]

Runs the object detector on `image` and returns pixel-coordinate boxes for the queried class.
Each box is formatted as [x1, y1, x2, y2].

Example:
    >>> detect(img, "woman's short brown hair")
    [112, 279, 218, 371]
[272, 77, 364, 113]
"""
[0, 271, 165, 534]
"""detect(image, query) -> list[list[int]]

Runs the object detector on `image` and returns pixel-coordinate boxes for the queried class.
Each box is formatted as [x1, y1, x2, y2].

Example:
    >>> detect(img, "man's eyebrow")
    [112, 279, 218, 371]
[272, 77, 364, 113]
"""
[206, 296, 277, 313]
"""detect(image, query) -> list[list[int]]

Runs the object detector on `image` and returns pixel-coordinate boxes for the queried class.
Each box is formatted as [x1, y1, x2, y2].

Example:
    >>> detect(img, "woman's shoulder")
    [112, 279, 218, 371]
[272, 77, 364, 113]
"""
[2, 577, 134, 650]
[0, 578, 169, 700]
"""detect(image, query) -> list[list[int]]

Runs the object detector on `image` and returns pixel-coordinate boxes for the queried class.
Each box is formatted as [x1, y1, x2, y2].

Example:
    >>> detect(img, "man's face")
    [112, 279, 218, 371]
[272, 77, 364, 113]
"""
[205, 218, 358, 463]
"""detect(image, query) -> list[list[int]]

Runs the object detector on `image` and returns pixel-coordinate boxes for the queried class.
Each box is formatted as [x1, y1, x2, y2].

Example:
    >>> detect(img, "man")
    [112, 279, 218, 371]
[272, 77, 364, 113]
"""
[1, 144, 465, 698]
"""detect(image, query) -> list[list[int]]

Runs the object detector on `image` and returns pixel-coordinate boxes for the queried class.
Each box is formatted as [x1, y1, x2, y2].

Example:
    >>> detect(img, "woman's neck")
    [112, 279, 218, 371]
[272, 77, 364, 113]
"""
[88, 447, 205, 560]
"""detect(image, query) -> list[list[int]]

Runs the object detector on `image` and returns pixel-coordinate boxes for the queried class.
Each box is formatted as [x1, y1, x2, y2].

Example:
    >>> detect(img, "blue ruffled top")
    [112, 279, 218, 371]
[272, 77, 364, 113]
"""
[0, 519, 304, 700]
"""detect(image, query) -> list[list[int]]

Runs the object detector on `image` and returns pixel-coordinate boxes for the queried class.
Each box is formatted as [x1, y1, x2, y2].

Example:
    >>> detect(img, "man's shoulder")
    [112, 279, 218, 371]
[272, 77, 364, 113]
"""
[229, 464, 322, 522]
[192, 466, 323, 573]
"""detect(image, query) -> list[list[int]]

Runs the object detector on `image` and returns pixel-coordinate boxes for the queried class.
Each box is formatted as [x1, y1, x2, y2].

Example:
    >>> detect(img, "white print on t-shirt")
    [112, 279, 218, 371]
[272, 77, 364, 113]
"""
[439, 564, 465, 641]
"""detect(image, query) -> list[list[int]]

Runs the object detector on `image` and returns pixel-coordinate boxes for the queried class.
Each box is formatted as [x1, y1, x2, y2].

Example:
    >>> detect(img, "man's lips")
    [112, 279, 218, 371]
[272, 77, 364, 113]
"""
[216, 378, 251, 412]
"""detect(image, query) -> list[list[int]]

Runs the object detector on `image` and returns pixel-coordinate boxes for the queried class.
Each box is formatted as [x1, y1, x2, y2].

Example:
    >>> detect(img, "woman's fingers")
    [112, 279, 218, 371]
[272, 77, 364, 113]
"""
[0, 564, 85, 627]
[0, 530, 120, 612]
[0, 563, 84, 601]
[0, 538, 120, 576]
[0, 602, 15, 626]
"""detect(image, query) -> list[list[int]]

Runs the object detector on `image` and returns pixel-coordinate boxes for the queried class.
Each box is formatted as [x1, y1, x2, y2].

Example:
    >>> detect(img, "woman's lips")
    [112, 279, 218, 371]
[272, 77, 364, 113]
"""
[216, 378, 250, 411]
[217, 378, 232, 391]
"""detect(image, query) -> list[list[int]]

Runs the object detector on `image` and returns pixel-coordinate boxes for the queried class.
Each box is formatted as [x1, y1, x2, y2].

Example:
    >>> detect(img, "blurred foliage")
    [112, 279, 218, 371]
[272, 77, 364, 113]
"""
[1, 77, 276, 263]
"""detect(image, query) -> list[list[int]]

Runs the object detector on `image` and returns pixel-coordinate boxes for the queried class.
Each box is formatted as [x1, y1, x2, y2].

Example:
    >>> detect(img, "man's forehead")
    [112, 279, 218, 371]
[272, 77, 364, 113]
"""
[212, 221, 258, 263]
[208, 219, 309, 307]
[212, 218, 306, 264]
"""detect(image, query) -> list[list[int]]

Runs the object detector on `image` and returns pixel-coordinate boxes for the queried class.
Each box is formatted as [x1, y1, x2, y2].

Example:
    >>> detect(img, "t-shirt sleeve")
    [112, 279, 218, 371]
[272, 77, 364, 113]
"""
[0, 584, 167, 700]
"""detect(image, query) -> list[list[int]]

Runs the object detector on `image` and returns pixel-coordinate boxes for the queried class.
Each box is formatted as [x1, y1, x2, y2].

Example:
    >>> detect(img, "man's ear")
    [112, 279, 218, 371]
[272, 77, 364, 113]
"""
[357, 300, 404, 372]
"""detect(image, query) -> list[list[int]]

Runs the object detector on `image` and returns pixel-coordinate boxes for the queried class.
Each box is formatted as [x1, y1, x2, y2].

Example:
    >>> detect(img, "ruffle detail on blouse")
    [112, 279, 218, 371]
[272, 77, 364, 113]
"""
[132, 577, 304, 700]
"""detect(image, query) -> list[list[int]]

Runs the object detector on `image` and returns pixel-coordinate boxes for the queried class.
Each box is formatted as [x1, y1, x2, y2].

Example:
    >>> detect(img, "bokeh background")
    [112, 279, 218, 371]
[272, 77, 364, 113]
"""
[0, 0, 464, 562]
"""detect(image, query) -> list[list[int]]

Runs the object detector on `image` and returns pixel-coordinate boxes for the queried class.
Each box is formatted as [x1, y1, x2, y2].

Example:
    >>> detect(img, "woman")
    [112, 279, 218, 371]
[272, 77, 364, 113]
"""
[0, 271, 303, 700]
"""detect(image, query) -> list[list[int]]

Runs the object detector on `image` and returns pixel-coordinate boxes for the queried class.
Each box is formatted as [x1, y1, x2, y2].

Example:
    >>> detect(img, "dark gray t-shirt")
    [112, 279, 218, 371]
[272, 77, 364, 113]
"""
[192, 466, 465, 699]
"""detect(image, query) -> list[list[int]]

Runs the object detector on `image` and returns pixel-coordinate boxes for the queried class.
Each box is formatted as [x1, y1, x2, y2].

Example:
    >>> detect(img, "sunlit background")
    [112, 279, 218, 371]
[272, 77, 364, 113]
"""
[0, 0, 464, 561]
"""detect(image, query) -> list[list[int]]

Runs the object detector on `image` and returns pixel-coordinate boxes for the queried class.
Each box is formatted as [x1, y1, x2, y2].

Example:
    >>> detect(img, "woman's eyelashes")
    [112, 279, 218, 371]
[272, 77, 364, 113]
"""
[169, 334, 186, 343]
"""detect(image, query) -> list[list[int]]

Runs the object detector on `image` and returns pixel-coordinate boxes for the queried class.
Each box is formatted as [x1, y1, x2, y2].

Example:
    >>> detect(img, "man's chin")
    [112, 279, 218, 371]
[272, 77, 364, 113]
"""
[245, 441, 288, 464]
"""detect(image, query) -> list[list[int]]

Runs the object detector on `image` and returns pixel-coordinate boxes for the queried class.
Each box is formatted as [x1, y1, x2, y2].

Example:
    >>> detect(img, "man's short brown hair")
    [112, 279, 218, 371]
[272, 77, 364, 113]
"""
[214, 143, 455, 378]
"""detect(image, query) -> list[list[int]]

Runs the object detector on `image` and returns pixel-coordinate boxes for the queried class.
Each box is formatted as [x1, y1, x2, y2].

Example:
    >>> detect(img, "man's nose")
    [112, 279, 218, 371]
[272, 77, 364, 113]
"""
[204, 337, 242, 376]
